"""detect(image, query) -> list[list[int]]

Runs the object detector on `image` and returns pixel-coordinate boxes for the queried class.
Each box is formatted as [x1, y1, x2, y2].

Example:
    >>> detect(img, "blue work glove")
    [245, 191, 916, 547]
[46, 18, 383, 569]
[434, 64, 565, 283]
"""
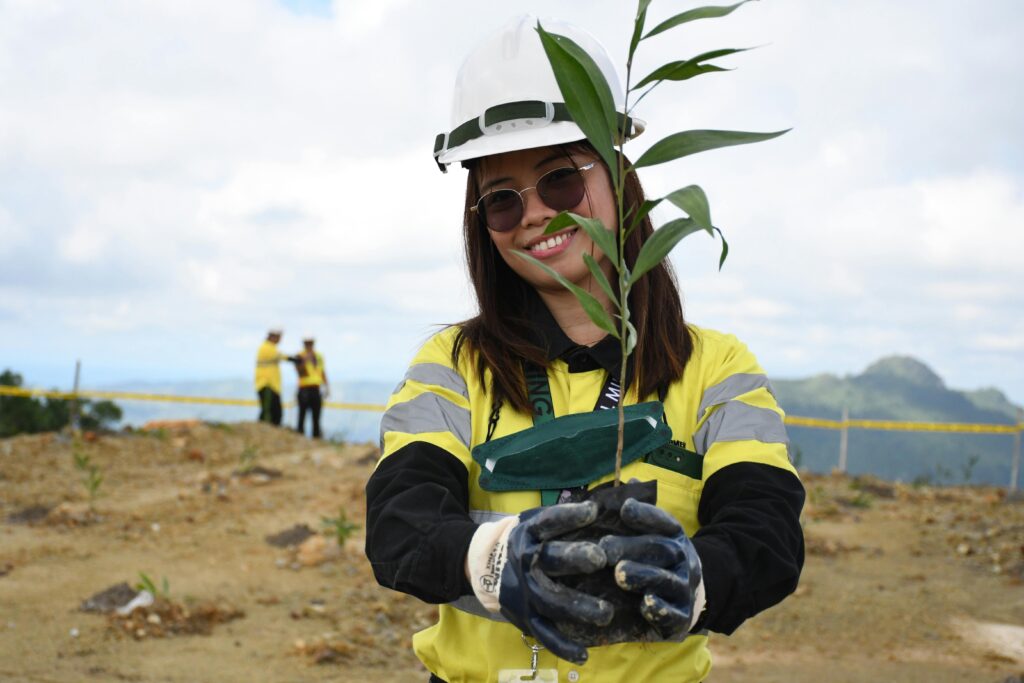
[598, 498, 705, 640]
[466, 501, 613, 664]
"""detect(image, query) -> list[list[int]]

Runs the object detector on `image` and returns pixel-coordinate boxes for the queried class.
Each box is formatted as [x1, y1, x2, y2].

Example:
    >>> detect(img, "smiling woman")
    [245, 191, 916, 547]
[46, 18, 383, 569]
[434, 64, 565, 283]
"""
[365, 12, 804, 683]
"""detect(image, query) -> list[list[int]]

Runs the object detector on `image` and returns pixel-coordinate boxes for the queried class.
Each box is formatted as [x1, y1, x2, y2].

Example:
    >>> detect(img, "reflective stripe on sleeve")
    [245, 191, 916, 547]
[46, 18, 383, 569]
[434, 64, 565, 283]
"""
[379, 392, 471, 449]
[696, 373, 774, 423]
[694, 401, 788, 455]
[394, 362, 469, 399]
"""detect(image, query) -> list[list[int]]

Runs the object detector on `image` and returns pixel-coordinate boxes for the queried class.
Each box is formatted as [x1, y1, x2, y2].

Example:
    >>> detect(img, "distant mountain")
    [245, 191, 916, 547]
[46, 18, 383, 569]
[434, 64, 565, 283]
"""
[101, 377, 393, 444]
[773, 356, 1021, 486]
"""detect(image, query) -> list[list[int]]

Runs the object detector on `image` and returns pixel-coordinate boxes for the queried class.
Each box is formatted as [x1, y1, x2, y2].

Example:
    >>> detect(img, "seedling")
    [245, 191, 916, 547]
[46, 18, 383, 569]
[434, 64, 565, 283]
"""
[72, 437, 103, 509]
[135, 571, 170, 599]
[238, 443, 259, 474]
[527, 1, 788, 483]
[321, 509, 360, 547]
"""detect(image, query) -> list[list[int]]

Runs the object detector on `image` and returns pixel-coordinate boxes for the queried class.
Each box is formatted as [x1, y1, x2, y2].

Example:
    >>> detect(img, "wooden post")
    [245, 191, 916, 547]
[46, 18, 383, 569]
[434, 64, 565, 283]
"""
[838, 406, 849, 473]
[1011, 408, 1022, 496]
[69, 359, 82, 434]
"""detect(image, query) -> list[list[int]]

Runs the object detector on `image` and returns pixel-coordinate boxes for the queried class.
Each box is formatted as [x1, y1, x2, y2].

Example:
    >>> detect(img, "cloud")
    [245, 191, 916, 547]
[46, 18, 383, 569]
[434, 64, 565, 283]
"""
[0, 0, 1022, 406]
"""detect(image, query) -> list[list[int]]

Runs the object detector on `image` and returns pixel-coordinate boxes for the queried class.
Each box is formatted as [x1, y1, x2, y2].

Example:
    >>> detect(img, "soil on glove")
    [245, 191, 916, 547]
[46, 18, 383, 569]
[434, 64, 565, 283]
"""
[1, 422, 1023, 682]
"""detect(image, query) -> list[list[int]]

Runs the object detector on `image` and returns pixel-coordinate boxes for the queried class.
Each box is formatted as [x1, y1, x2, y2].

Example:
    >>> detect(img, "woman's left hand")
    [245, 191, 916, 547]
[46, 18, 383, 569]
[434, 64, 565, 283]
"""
[598, 498, 705, 640]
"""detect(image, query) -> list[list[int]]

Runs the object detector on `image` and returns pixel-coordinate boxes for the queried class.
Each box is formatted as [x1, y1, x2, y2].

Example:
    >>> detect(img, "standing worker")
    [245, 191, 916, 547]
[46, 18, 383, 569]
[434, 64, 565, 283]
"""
[364, 15, 804, 683]
[254, 327, 292, 426]
[294, 333, 329, 439]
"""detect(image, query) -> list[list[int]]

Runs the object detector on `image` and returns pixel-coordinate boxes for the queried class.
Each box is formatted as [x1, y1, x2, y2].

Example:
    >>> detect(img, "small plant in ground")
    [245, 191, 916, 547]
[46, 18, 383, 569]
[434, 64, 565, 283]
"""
[136, 571, 170, 599]
[72, 437, 103, 509]
[321, 509, 360, 547]
[847, 491, 873, 509]
[911, 473, 934, 488]
[238, 443, 259, 474]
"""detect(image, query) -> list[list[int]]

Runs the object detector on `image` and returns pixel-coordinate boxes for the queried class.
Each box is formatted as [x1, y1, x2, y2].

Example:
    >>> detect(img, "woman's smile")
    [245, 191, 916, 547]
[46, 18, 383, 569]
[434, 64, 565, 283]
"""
[522, 227, 578, 258]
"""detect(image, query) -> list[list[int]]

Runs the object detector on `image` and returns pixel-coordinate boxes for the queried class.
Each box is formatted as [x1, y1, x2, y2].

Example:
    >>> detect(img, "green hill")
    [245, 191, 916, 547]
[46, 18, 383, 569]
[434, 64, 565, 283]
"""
[773, 356, 1022, 486]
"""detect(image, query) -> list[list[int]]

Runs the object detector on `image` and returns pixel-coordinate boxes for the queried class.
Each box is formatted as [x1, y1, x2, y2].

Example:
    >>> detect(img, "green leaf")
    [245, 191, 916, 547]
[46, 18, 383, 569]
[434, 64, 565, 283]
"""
[544, 212, 579, 234]
[643, 1, 752, 40]
[632, 48, 749, 90]
[580, 212, 619, 264]
[628, 0, 653, 65]
[664, 185, 712, 232]
[537, 24, 619, 182]
[633, 129, 789, 169]
[512, 250, 619, 337]
[714, 226, 730, 269]
[583, 253, 619, 308]
[630, 217, 705, 284]
[625, 198, 663, 239]
[544, 211, 619, 264]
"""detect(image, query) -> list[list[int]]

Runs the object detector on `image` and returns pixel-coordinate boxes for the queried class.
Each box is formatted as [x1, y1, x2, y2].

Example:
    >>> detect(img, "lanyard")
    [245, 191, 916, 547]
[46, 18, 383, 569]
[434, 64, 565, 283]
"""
[524, 361, 621, 422]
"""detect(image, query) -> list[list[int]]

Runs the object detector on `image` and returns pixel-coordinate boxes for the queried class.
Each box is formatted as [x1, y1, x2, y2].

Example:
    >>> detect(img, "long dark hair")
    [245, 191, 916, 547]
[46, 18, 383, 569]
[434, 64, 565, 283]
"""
[452, 141, 693, 414]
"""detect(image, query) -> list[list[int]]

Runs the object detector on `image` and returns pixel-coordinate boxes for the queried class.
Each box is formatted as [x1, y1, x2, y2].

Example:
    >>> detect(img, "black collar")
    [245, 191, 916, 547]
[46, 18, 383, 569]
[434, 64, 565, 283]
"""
[525, 291, 626, 375]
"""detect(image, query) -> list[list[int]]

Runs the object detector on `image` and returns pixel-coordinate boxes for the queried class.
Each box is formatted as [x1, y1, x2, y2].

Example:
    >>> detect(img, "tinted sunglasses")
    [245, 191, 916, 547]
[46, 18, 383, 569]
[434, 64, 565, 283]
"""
[472, 162, 596, 232]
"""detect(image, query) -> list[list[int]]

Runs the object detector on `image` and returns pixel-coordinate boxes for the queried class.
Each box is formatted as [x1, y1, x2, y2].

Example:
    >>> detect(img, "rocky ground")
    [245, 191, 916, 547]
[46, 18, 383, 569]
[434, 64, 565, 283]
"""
[1, 421, 1023, 682]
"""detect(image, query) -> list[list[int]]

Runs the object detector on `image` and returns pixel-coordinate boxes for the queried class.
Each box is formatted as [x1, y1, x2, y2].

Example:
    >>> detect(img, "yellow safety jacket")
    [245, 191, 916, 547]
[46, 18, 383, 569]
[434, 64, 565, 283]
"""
[378, 324, 797, 683]
[254, 340, 286, 393]
[296, 351, 326, 388]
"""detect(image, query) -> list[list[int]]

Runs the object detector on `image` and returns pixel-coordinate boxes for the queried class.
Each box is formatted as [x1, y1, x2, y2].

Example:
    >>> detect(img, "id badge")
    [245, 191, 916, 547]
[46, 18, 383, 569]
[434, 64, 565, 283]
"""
[498, 669, 558, 683]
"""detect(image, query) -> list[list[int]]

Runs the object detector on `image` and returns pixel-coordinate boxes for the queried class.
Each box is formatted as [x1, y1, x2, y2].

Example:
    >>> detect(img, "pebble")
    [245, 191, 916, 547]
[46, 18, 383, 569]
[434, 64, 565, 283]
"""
[69, 627, 79, 638]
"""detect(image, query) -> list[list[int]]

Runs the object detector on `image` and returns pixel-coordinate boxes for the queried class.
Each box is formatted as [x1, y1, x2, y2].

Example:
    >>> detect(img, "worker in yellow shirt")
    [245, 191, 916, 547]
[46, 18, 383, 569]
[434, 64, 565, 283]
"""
[254, 327, 295, 426]
[293, 334, 329, 438]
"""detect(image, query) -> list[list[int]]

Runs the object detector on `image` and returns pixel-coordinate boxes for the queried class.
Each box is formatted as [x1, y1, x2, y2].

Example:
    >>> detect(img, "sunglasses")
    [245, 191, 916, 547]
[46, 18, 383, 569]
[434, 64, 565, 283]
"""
[472, 162, 597, 232]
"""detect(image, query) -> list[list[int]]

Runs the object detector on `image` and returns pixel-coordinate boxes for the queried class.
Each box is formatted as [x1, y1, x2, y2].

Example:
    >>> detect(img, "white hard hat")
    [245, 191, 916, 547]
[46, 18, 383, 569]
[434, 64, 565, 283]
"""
[302, 333, 315, 342]
[433, 15, 644, 172]
[268, 326, 284, 335]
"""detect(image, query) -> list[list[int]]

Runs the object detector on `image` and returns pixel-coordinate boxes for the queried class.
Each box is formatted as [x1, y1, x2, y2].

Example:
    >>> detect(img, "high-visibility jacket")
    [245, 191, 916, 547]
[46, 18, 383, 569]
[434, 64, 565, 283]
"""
[296, 351, 326, 388]
[368, 323, 803, 683]
[254, 340, 287, 393]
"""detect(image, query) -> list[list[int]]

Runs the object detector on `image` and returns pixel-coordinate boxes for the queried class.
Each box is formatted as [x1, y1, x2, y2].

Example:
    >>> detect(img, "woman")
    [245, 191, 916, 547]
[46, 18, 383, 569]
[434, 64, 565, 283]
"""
[366, 15, 804, 683]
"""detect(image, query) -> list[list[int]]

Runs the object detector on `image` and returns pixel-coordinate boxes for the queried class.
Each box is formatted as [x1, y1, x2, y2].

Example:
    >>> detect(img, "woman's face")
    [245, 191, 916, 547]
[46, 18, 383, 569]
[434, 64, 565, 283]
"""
[476, 145, 617, 294]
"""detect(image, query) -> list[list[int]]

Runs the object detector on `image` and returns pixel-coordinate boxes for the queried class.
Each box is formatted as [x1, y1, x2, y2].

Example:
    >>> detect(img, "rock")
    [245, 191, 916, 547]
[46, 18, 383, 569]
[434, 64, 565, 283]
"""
[80, 582, 139, 613]
[297, 535, 331, 567]
[6, 504, 53, 525]
[265, 524, 315, 548]
[115, 590, 155, 616]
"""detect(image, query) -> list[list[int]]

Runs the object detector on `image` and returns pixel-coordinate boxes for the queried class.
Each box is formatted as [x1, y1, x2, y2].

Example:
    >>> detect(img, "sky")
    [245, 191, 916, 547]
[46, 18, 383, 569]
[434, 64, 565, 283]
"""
[1, 0, 1022, 409]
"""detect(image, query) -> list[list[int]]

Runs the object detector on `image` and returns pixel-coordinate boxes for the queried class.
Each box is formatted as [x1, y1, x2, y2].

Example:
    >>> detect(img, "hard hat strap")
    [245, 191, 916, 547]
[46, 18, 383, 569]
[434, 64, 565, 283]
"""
[433, 100, 635, 170]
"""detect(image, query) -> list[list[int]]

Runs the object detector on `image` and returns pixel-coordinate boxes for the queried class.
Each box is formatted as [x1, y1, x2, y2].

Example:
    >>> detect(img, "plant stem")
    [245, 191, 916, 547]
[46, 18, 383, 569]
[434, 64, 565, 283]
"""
[612, 24, 637, 488]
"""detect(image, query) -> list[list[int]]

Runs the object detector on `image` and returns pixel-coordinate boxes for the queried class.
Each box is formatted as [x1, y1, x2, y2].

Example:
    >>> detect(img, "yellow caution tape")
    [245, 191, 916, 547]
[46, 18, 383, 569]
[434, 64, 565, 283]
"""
[2, 385, 1021, 431]
[784, 416, 845, 429]
[0, 385, 382, 413]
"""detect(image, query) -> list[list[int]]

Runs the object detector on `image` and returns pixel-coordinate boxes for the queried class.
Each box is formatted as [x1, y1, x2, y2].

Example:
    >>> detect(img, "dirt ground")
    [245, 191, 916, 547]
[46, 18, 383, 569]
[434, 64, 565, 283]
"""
[1, 421, 1023, 683]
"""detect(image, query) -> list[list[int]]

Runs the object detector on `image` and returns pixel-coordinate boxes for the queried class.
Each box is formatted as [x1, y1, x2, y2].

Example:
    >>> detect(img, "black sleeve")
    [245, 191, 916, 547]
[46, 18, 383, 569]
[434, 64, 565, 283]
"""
[691, 462, 805, 634]
[364, 442, 478, 603]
